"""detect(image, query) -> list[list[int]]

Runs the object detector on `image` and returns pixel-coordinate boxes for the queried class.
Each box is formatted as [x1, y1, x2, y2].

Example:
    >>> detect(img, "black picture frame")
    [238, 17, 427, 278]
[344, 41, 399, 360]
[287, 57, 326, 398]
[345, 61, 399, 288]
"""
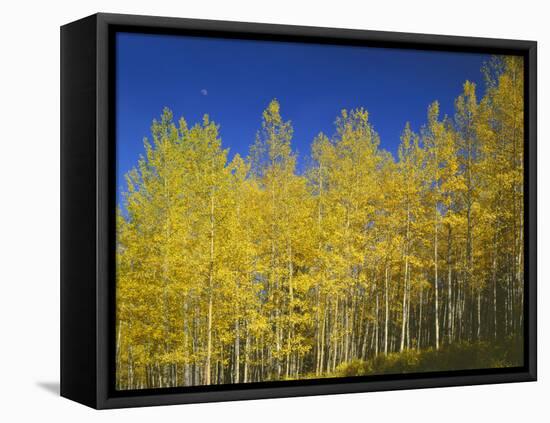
[60, 12, 537, 409]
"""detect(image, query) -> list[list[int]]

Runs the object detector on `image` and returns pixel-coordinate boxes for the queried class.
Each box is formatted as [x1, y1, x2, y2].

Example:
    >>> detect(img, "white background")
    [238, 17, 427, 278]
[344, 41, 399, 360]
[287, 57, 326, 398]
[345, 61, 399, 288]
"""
[0, 0, 546, 421]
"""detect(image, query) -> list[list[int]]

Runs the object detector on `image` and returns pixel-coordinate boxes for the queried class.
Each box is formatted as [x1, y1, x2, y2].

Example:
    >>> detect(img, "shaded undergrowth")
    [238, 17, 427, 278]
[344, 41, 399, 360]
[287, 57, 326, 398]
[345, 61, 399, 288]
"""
[301, 337, 523, 380]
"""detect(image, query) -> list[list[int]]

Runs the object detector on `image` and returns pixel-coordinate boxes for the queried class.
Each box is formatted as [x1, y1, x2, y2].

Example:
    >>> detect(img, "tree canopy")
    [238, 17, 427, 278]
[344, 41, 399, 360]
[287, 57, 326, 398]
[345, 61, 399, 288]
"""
[116, 56, 524, 389]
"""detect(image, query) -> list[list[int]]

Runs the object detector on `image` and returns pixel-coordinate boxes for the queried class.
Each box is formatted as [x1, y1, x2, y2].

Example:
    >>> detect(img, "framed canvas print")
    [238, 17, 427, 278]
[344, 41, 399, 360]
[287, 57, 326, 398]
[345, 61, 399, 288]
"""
[60, 13, 537, 409]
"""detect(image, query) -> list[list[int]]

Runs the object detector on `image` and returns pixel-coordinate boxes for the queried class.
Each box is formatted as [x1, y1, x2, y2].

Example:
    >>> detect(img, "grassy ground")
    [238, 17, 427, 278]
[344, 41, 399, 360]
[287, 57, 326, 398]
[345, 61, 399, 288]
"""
[302, 337, 523, 379]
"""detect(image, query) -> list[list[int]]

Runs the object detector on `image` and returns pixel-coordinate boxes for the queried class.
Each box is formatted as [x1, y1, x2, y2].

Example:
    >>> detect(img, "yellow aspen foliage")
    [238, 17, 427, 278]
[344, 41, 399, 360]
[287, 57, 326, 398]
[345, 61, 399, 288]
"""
[117, 56, 525, 389]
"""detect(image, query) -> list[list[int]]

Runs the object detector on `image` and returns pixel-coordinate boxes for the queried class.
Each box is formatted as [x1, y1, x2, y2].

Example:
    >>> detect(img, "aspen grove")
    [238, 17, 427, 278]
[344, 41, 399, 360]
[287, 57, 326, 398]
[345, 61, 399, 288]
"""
[116, 56, 524, 389]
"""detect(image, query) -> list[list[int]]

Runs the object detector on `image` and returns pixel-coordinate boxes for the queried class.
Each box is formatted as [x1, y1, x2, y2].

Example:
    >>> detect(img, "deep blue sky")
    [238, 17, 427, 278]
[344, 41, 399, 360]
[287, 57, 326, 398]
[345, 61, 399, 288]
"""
[116, 32, 490, 201]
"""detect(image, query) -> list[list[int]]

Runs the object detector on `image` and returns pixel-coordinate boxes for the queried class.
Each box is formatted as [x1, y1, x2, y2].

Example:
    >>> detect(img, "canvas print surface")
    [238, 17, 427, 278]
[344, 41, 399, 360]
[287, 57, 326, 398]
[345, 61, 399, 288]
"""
[115, 32, 524, 390]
